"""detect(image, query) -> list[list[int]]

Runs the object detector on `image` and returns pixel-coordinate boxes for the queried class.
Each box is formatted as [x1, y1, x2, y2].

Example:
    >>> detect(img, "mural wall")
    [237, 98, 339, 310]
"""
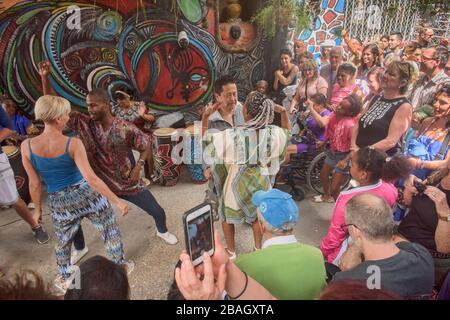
[299, 0, 346, 61]
[0, 0, 265, 116]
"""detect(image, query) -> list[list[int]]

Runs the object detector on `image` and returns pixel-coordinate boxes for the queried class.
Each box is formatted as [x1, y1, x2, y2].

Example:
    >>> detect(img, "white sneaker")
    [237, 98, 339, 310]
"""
[141, 177, 151, 187]
[156, 231, 178, 245]
[70, 246, 89, 265]
[225, 248, 237, 260]
[53, 275, 70, 295]
[123, 260, 135, 275]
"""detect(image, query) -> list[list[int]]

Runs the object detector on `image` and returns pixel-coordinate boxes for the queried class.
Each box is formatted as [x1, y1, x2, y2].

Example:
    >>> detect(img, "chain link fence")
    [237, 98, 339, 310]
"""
[343, 0, 421, 42]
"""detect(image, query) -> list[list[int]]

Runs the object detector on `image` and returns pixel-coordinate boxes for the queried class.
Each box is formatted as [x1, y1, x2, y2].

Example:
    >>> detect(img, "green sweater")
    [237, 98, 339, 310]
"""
[235, 243, 326, 300]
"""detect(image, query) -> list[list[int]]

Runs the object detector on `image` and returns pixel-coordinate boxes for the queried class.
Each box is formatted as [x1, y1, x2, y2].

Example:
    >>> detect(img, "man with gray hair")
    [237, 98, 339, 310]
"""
[332, 193, 434, 298]
[233, 188, 326, 300]
[320, 46, 344, 101]
[409, 45, 450, 110]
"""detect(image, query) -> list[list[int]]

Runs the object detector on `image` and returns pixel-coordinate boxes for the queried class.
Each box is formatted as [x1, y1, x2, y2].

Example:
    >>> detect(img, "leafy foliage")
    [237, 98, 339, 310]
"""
[251, 0, 317, 38]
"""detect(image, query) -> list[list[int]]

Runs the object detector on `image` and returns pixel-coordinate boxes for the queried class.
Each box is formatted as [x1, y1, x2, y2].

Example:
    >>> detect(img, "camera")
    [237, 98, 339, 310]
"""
[183, 203, 214, 266]
[178, 31, 189, 49]
[413, 180, 427, 195]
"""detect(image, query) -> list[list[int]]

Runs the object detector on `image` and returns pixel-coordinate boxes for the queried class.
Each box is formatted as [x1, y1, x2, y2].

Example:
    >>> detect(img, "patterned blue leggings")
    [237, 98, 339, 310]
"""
[48, 181, 125, 279]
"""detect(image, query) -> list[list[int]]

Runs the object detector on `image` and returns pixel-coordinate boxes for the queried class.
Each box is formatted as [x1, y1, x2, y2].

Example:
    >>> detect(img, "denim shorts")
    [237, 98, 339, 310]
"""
[324, 150, 350, 175]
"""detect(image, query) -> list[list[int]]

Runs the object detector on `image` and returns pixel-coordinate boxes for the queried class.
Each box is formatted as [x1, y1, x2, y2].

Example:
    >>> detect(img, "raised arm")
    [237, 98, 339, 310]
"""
[424, 187, 450, 254]
[175, 229, 277, 300]
[201, 103, 220, 136]
[274, 104, 292, 130]
[308, 101, 330, 128]
[38, 61, 57, 96]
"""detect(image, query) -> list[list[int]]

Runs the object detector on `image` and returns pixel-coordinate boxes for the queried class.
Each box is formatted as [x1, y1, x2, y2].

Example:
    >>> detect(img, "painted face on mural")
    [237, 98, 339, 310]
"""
[86, 94, 110, 121]
[215, 83, 238, 109]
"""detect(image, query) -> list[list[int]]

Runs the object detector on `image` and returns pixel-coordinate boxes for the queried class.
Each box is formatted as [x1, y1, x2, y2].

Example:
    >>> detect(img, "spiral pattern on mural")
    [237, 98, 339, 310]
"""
[101, 48, 117, 64]
[85, 48, 101, 64]
[0, 1, 264, 115]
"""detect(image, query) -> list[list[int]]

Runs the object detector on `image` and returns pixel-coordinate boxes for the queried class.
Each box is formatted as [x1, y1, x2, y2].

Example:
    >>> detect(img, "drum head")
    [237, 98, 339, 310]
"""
[185, 125, 199, 135]
[153, 128, 176, 137]
[2, 145, 19, 157]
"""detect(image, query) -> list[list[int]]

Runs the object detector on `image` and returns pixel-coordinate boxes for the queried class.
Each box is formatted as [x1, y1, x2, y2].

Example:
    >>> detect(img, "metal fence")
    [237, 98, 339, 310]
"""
[343, 0, 421, 42]
[416, 9, 450, 45]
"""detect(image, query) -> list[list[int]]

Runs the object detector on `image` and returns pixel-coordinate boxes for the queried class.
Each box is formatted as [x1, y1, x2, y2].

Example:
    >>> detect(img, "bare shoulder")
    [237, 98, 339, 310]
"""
[21, 138, 31, 157]
[68, 136, 84, 153]
[398, 102, 413, 114]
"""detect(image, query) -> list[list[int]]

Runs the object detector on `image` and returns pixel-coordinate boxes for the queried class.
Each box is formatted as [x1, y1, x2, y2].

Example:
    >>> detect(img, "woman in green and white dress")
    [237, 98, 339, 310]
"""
[205, 92, 291, 258]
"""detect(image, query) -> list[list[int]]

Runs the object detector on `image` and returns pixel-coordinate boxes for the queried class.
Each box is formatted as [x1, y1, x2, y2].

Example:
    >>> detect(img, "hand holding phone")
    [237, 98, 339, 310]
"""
[183, 203, 215, 266]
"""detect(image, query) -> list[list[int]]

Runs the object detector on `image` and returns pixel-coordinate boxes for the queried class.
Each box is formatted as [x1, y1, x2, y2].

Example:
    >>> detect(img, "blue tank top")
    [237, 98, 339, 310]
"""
[29, 137, 84, 193]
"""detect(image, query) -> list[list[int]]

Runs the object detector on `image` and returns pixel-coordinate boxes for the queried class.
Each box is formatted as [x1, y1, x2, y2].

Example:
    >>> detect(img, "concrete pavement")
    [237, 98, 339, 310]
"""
[0, 169, 334, 299]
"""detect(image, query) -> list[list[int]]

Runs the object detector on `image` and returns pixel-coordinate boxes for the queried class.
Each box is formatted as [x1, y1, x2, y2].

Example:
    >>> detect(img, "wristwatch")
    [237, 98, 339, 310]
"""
[438, 214, 450, 222]
[137, 159, 146, 166]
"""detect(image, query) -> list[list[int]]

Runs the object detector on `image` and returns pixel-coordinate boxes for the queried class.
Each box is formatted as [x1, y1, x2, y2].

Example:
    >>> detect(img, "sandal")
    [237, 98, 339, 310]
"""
[225, 248, 237, 260]
[312, 195, 334, 203]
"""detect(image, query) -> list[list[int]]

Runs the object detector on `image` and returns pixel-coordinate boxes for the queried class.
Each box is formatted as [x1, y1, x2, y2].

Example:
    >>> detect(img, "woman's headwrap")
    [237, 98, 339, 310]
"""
[242, 91, 275, 129]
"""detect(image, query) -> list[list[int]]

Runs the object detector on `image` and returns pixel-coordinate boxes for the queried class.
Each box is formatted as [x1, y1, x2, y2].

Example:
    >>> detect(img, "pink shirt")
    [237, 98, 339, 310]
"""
[295, 76, 328, 100]
[330, 83, 357, 107]
[325, 113, 356, 152]
[320, 180, 398, 263]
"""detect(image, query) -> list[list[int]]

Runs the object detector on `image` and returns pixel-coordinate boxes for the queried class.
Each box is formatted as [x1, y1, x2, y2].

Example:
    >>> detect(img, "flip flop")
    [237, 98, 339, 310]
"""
[312, 195, 334, 203]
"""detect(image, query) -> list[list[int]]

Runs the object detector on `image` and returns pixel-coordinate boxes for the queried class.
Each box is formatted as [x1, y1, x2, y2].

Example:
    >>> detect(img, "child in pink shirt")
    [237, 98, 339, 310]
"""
[314, 94, 362, 203]
[330, 63, 363, 109]
[321, 147, 412, 264]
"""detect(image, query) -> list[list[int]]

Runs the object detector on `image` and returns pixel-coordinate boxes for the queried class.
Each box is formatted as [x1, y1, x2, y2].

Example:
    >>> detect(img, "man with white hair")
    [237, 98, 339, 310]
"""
[233, 188, 326, 300]
[332, 193, 434, 298]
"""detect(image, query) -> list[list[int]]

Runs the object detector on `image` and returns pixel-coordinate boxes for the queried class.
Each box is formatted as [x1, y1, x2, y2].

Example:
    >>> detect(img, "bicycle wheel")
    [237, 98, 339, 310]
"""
[306, 152, 327, 194]
[306, 152, 352, 195]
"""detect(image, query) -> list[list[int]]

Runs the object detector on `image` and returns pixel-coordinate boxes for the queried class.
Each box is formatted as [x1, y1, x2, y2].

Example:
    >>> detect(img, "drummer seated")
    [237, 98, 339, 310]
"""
[2, 98, 38, 139]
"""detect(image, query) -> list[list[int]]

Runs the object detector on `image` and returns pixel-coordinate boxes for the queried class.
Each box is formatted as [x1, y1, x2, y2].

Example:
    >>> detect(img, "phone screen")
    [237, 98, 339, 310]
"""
[185, 205, 214, 265]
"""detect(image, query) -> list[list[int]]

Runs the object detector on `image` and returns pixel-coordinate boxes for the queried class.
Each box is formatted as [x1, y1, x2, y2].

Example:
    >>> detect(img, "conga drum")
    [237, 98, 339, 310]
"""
[2, 145, 31, 203]
[185, 126, 207, 184]
[152, 128, 181, 186]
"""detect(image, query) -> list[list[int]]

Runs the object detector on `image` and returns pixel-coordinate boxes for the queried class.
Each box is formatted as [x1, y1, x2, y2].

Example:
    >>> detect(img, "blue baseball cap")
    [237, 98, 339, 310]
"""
[252, 189, 299, 229]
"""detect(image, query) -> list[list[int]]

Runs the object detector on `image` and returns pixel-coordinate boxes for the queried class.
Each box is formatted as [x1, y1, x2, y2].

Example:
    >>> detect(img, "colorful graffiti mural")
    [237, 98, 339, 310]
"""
[0, 0, 265, 116]
[299, 0, 346, 60]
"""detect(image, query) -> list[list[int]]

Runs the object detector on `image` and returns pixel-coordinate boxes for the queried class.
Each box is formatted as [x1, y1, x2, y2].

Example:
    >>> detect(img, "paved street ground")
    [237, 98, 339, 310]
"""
[0, 169, 334, 299]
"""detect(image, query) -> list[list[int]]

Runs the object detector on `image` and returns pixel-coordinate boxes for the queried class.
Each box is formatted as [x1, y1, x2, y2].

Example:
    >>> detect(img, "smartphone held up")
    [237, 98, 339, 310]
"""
[183, 203, 215, 266]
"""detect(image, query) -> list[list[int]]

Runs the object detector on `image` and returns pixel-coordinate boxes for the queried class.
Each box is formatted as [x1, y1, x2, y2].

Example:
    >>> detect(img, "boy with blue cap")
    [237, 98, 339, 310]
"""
[234, 189, 326, 300]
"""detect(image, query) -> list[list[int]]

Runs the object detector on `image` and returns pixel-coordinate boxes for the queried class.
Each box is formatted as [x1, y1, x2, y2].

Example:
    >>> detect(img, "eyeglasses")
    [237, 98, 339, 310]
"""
[422, 55, 437, 62]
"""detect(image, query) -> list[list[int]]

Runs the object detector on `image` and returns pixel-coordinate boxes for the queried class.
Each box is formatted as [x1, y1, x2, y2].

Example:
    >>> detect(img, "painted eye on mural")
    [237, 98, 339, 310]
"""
[190, 74, 202, 82]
